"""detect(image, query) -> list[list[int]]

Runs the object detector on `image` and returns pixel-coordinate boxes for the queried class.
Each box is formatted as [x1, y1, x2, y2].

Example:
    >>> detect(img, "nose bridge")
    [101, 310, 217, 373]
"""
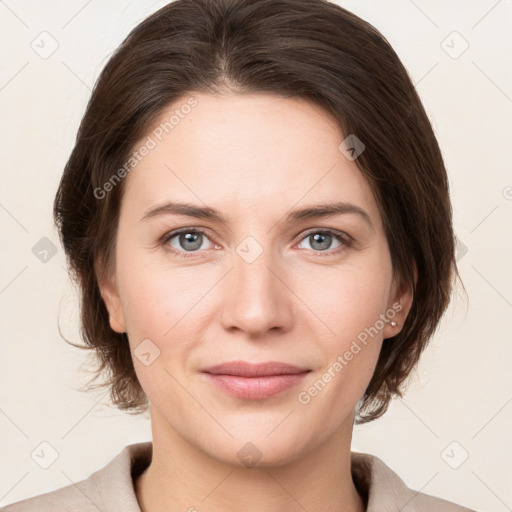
[220, 238, 292, 335]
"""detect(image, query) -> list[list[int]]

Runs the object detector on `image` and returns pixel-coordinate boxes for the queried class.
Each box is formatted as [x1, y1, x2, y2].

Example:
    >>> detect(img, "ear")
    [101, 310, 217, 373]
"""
[382, 260, 417, 339]
[95, 257, 127, 334]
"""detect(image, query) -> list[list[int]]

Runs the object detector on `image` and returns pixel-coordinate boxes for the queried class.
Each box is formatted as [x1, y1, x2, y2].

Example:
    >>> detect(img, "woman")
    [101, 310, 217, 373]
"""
[3, 0, 478, 510]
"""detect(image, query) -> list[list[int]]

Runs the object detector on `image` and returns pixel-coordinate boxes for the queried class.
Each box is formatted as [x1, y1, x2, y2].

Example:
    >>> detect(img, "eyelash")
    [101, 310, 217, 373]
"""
[160, 227, 354, 259]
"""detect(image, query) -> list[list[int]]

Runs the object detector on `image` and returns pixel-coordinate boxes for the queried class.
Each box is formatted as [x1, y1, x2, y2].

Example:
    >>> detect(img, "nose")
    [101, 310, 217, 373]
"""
[219, 246, 294, 337]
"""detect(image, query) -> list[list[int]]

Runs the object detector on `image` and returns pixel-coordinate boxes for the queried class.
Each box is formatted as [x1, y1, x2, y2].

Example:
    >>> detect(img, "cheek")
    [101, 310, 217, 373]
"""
[294, 268, 389, 416]
[116, 261, 202, 398]
[116, 243, 204, 333]
[292, 252, 392, 404]
[115, 249, 219, 388]
[297, 257, 392, 343]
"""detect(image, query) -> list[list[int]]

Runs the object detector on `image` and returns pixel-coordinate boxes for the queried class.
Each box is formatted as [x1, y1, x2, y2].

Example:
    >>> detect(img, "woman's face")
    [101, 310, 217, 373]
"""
[100, 91, 412, 466]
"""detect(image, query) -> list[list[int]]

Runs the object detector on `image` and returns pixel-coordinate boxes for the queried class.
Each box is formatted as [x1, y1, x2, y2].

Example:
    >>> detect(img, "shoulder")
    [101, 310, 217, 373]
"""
[350, 451, 478, 512]
[1, 442, 152, 512]
[1, 479, 94, 512]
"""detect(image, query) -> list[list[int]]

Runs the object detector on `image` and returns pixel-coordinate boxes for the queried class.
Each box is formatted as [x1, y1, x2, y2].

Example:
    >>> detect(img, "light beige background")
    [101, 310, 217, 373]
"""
[1, 1, 511, 510]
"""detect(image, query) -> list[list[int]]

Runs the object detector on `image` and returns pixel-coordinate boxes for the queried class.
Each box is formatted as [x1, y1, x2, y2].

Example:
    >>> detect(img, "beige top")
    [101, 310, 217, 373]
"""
[2, 441, 476, 511]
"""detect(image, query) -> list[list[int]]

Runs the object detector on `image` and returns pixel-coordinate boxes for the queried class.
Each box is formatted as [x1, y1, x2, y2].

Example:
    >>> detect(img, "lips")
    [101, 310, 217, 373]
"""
[201, 361, 310, 377]
[201, 361, 311, 399]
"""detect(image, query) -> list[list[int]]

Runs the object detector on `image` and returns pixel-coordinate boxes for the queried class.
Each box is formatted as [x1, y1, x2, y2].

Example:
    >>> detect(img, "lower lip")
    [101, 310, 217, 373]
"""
[202, 372, 309, 399]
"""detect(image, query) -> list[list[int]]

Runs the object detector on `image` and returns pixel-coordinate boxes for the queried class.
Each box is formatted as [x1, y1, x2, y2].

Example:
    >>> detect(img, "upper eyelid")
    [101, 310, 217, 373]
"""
[162, 227, 215, 244]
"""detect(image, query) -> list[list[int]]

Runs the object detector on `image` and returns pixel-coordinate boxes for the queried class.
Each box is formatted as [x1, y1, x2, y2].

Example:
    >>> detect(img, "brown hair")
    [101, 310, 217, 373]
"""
[54, 0, 460, 423]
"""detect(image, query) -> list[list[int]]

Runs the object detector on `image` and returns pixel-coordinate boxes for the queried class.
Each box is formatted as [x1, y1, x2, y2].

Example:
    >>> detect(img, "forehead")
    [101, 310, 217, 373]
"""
[120, 92, 381, 227]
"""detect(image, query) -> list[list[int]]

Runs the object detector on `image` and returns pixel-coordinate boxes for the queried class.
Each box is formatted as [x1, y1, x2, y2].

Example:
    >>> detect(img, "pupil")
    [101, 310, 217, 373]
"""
[181, 232, 202, 251]
[311, 233, 331, 250]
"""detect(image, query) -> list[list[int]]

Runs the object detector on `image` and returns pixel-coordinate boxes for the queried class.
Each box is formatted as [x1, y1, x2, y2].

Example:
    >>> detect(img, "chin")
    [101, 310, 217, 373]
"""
[197, 425, 314, 469]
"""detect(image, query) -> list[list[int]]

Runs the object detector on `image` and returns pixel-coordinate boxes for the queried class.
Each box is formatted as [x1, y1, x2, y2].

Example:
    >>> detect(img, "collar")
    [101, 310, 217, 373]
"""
[79, 442, 472, 512]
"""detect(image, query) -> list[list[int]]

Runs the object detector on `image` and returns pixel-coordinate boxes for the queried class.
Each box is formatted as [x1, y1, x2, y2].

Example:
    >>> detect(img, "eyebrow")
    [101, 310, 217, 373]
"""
[140, 200, 374, 230]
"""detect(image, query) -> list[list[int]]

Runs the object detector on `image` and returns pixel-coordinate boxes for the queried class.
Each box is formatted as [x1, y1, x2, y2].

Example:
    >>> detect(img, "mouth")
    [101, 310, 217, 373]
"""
[201, 360, 310, 377]
[201, 361, 311, 399]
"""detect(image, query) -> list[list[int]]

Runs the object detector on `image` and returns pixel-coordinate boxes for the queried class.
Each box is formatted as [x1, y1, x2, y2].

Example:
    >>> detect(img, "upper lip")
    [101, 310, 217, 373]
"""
[202, 361, 310, 377]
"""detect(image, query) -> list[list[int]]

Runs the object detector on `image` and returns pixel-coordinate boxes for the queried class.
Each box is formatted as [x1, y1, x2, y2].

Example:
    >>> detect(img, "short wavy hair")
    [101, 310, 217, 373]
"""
[54, 0, 461, 424]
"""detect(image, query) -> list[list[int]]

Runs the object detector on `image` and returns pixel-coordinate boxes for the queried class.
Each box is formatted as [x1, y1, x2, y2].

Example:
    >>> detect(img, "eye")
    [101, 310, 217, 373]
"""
[161, 227, 353, 259]
[296, 229, 351, 254]
[162, 228, 217, 258]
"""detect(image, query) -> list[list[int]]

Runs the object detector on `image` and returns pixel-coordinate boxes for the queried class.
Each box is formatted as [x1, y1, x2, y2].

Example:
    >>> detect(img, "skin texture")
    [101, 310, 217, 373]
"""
[99, 91, 414, 512]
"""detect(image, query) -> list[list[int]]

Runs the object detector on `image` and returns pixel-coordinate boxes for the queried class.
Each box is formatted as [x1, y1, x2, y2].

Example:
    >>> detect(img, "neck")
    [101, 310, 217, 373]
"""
[135, 407, 366, 512]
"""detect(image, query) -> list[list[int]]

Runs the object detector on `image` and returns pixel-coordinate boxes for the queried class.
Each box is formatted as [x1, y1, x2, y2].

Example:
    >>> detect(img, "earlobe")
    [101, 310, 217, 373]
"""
[95, 261, 127, 334]
[383, 261, 417, 339]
